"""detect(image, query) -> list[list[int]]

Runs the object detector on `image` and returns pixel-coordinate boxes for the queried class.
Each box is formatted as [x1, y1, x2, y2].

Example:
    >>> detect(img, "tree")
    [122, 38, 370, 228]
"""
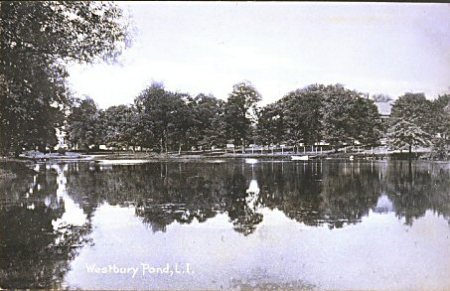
[0, 1, 129, 156]
[350, 96, 382, 146]
[223, 82, 261, 151]
[390, 93, 434, 133]
[188, 94, 226, 149]
[66, 98, 104, 151]
[168, 93, 196, 154]
[256, 84, 381, 152]
[320, 85, 356, 150]
[281, 84, 324, 148]
[134, 83, 191, 153]
[256, 103, 285, 147]
[102, 105, 139, 150]
[318, 85, 382, 151]
[429, 94, 450, 159]
[386, 119, 432, 155]
[430, 94, 450, 139]
[387, 93, 434, 155]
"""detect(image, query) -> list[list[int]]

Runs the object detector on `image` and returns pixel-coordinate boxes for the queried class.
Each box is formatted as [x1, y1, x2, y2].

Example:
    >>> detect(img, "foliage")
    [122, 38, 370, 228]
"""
[134, 83, 192, 153]
[430, 94, 450, 139]
[430, 137, 449, 160]
[255, 84, 382, 151]
[350, 96, 382, 145]
[390, 93, 434, 133]
[281, 84, 324, 146]
[256, 103, 285, 146]
[386, 119, 432, 154]
[188, 94, 227, 149]
[59, 82, 449, 159]
[66, 98, 103, 151]
[0, 1, 129, 156]
[321, 85, 369, 149]
[102, 105, 139, 150]
[224, 82, 261, 147]
[387, 93, 435, 154]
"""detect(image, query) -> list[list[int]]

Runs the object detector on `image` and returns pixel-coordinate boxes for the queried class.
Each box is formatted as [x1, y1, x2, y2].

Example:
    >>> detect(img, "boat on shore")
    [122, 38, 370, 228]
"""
[291, 155, 309, 161]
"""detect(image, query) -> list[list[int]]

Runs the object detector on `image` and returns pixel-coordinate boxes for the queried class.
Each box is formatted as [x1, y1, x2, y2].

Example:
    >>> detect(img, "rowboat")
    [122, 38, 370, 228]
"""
[291, 155, 309, 161]
[245, 158, 258, 164]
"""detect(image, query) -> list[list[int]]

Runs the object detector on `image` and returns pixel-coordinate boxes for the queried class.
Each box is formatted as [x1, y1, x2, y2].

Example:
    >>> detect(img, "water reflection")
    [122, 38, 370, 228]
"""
[0, 163, 91, 289]
[59, 160, 450, 232]
[1, 160, 450, 289]
[384, 161, 450, 225]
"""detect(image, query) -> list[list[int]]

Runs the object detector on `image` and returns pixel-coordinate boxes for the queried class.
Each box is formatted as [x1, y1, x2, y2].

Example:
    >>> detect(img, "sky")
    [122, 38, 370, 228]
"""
[67, 2, 450, 108]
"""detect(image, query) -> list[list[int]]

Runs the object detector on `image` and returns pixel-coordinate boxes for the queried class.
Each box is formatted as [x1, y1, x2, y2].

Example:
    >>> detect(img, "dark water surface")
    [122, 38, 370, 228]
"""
[1, 160, 450, 290]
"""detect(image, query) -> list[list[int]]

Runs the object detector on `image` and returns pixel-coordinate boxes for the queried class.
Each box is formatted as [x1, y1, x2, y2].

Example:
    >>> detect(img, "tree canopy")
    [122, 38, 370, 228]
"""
[256, 84, 382, 151]
[387, 93, 435, 154]
[224, 82, 261, 149]
[0, 1, 129, 155]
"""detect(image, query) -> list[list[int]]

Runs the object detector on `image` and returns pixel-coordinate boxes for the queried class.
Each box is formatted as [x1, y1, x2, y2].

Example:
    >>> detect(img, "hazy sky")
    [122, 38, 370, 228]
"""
[68, 2, 450, 108]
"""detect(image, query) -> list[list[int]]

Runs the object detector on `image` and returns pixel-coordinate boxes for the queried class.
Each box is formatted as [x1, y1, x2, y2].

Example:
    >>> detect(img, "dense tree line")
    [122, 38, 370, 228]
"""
[67, 81, 259, 153]
[65, 82, 450, 156]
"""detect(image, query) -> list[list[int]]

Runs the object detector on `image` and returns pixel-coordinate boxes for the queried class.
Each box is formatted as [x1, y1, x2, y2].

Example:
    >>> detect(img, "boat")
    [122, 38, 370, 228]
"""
[245, 158, 258, 164]
[291, 155, 309, 161]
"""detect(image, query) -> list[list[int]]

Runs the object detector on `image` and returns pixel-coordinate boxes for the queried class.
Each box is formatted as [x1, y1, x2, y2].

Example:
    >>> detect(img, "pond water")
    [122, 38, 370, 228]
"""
[1, 160, 450, 290]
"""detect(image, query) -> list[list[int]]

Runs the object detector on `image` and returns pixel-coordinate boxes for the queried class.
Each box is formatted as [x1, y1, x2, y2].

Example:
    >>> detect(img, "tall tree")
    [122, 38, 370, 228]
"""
[66, 98, 103, 151]
[320, 85, 357, 150]
[189, 94, 226, 149]
[430, 94, 450, 139]
[102, 105, 139, 150]
[281, 84, 324, 148]
[390, 93, 434, 133]
[168, 93, 196, 154]
[350, 96, 382, 146]
[388, 93, 434, 155]
[256, 103, 285, 147]
[429, 94, 450, 159]
[224, 82, 261, 150]
[386, 120, 432, 155]
[134, 83, 190, 153]
[0, 1, 129, 156]
[320, 84, 381, 150]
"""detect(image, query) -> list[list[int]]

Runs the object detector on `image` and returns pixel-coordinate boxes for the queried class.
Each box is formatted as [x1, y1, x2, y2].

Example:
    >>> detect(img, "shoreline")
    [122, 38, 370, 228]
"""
[1, 148, 440, 163]
[1, 151, 448, 182]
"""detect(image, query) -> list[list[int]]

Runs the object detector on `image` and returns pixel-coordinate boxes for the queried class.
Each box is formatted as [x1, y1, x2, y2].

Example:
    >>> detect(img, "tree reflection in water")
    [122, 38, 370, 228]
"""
[2, 160, 450, 288]
[62, 160, 450, 235]
[384, 161, 450, 225]
[0, 163, 92, 289]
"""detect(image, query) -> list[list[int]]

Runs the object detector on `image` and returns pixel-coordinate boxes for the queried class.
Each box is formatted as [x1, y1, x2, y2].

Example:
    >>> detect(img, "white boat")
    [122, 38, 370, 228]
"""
[291, 155, 309, 161]
[245, 158, 258, 164]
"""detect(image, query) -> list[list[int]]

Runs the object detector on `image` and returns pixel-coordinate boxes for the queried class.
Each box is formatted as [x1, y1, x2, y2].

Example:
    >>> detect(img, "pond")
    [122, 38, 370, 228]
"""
[1, 160, 450, 290]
